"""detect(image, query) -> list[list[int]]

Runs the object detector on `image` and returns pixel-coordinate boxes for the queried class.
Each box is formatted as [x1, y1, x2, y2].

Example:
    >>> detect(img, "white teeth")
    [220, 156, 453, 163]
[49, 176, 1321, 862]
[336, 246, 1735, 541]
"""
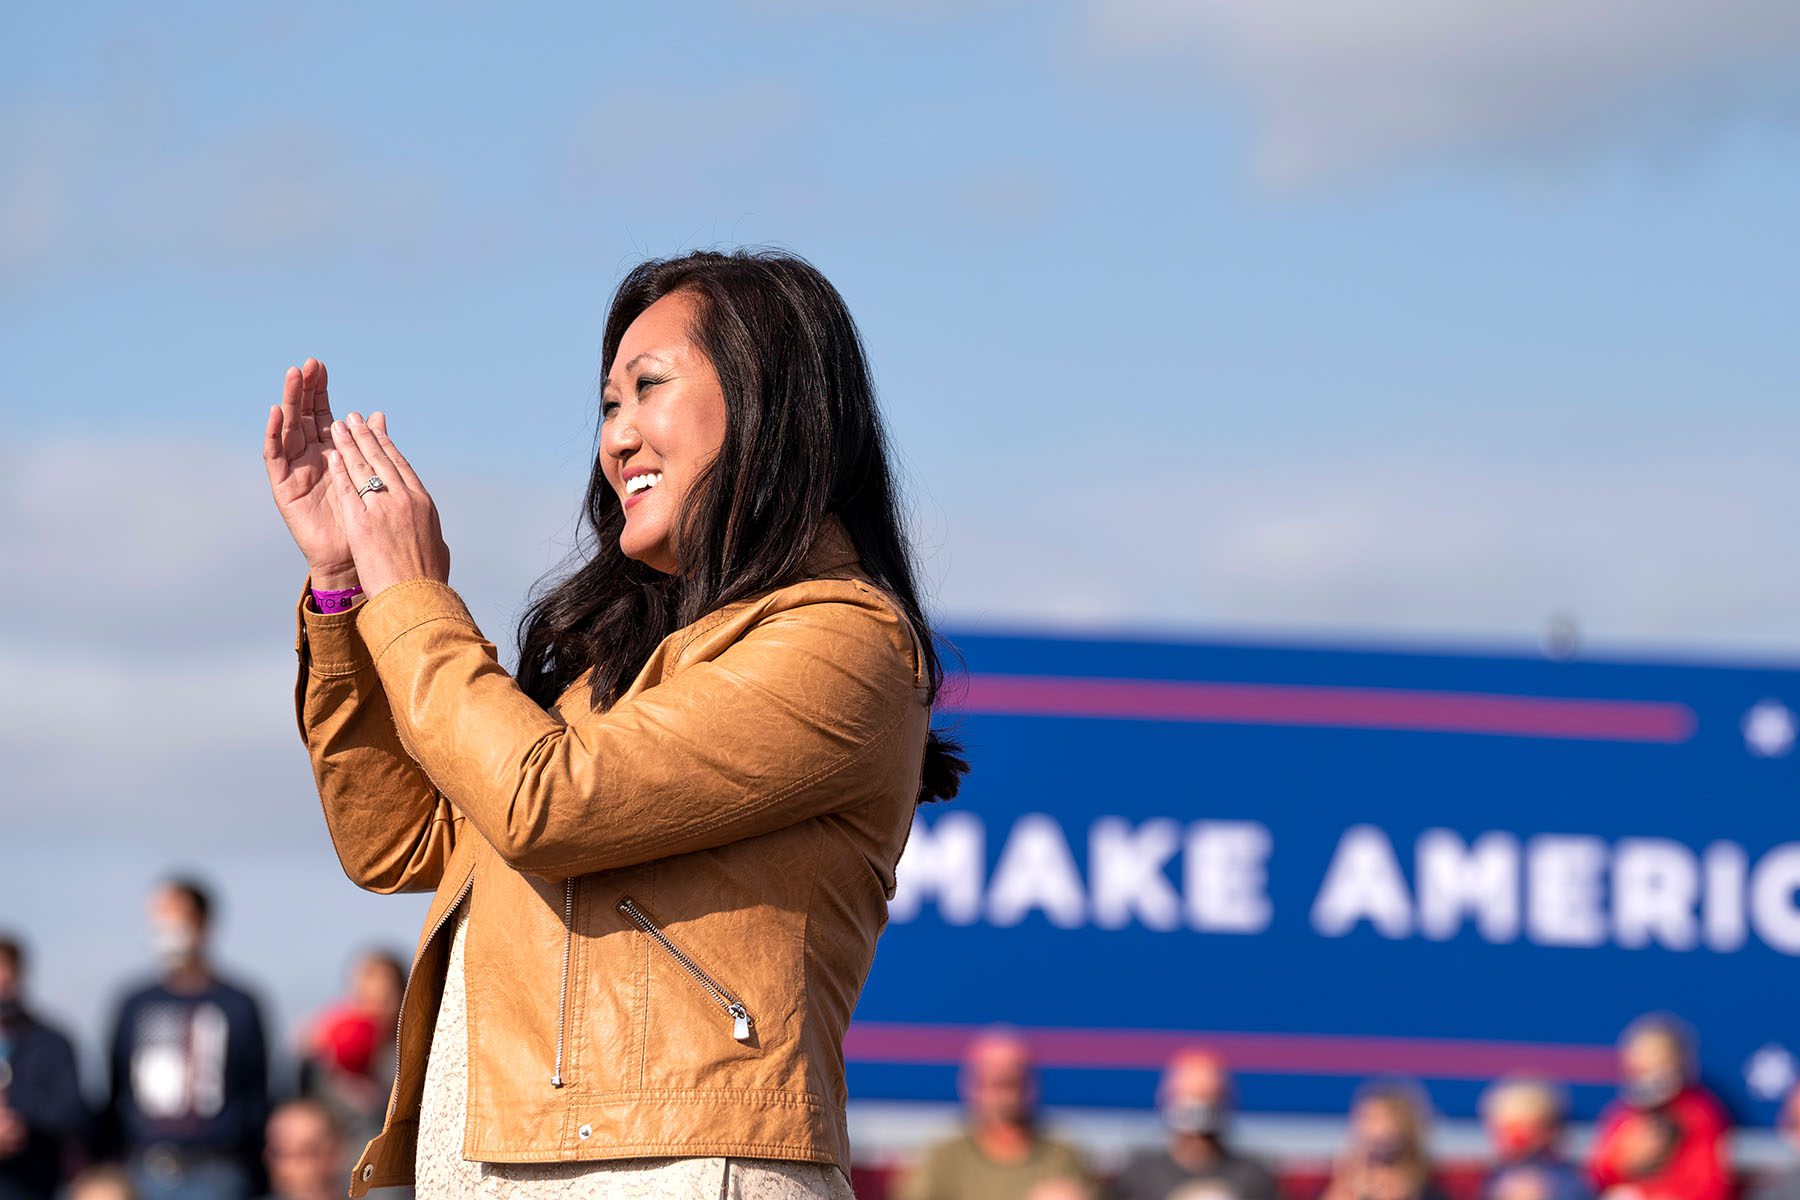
[625, 471, 663, 496]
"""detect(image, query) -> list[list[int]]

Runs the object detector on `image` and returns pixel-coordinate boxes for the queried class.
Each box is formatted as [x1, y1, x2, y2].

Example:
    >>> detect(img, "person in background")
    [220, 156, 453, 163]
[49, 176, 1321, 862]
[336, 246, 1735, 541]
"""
[0, 934, 89, 1200]
[97, 877, 270, 1200]
[1320, 1080, 1448, 1200]
[1749, 1081, 1800, 1200]
[1478, 1077, 1590, 1200]
[294, 948, 404, 1172]
[1110, 1047, 1277, 1200]
[64, 1165, 138, 1200]
[1032, 1180, 1105, 1200]
[897, 1028, 1093, 1200]
[252, 1101, 343, 1200]
[1587, 1014, 1730, 1200]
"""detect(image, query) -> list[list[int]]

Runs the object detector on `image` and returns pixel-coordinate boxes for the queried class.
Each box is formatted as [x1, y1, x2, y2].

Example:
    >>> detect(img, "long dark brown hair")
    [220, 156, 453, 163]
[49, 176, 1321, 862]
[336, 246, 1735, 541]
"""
[513, 247, 967, 806]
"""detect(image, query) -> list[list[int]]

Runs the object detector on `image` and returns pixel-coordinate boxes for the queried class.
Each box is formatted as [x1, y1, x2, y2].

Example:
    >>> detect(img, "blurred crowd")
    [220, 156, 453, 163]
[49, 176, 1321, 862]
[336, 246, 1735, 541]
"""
[893, 1021, 1788, 1200]
[2, 877, 402, 1200]
[4, 875, 1798, 1200]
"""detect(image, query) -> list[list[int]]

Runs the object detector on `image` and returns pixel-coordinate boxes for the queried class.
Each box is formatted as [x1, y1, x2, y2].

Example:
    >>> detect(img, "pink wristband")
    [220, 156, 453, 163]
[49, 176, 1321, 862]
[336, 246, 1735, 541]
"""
[311, 584, 364, 613]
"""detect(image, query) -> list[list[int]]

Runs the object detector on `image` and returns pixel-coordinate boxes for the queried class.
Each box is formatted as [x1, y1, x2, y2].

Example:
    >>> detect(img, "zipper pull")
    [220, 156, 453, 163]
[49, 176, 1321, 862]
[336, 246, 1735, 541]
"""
[729, 1002, 751, 1042]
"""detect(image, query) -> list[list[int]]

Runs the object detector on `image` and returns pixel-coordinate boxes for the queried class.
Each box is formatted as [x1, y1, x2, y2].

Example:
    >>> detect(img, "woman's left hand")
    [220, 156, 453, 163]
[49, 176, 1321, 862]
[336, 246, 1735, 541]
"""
[324, 410, 452, 598]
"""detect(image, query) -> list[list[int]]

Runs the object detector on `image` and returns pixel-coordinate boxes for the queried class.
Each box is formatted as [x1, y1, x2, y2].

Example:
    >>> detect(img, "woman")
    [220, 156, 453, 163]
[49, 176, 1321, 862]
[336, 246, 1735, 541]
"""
[1320, 1081, 1449, 1200]
[262, 248, 968, 1199]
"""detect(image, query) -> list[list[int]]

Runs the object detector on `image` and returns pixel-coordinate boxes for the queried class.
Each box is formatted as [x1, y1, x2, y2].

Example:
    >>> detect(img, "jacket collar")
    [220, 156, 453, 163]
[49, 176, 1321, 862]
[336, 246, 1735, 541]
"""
[798, 512, 861, 577]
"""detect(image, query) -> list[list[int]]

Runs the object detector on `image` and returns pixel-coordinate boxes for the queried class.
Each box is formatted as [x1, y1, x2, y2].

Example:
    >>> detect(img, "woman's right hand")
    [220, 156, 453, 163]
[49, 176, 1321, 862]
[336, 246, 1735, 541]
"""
[263, 358, 358, 587]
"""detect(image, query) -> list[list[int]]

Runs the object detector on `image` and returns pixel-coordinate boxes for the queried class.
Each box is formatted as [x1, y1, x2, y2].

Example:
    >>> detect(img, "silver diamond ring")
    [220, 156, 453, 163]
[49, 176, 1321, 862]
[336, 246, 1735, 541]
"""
[357, 475, 387, 498]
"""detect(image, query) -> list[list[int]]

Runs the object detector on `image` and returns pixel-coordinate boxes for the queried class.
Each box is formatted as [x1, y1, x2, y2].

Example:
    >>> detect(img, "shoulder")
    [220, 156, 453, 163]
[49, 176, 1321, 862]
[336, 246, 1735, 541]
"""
[206, 970, 261, 1002]
[1680, 1086, 1731, 1128]
[918, 1131, 979, 1164]
[686, 573, 924, 692]
[1114, 1147, 1167, 1179]
[196, 973, 268, 1021]
[1227, 1152, 1279, 1184]
[18, 1013, 78, 1056]
[1039, 1134, 1087, 1167]
[110, 977, 162, 1014]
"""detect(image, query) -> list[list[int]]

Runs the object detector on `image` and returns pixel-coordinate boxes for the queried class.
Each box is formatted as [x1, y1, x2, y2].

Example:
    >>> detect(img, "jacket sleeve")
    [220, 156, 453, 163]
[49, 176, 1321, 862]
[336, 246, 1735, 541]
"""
[95, 993, 131, 1162]
[352, 575, 925, 880]
[1586, 1105, 1628, 1193]
[1645, 1095, 1731, 1200]
[11, 1026, 89, 1141]
[223, 987, 271, 1159]
[294, 572, 458, 895]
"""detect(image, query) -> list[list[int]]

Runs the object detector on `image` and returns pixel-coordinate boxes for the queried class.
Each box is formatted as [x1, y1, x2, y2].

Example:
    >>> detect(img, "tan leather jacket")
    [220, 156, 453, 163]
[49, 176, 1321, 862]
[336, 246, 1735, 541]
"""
[292, 514, 929, 1197]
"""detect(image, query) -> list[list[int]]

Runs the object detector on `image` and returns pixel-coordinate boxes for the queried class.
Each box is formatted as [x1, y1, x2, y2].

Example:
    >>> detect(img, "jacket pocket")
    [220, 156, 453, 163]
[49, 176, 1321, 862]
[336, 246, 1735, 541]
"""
[616, 895, 754, 1043]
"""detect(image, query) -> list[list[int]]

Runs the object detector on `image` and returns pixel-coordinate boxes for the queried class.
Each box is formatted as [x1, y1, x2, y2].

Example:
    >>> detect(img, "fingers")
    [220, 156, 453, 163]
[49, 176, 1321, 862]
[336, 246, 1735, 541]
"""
[301, 358, 333, 442]
[262, 402, 285, 470]
[279, 365, 304, 452]
[329, 416, 378, 485]
[324, 448, 363, 519]
[335, 412, 400, 493]
[365, 412, 426, 494]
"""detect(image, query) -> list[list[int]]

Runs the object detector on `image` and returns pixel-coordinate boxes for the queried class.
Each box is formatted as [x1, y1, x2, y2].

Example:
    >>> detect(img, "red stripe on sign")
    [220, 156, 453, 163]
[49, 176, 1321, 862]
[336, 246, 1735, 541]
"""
[844, 1023, 1618, 1084]
[949, 675, 1695, 743]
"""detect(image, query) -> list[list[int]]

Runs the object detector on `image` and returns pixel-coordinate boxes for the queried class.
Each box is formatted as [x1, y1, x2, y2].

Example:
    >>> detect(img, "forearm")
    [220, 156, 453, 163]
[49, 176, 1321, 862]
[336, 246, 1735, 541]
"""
[295, 573, 457, 893]
[356, 576, 923, 880]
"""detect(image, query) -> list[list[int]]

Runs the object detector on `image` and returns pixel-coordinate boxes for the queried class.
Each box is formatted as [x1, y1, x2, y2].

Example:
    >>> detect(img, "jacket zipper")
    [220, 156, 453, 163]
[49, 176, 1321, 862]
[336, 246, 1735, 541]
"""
[551, 875, 575, 1086]
[385, 870, 474, 1118]
[616, 895, 753, 1041]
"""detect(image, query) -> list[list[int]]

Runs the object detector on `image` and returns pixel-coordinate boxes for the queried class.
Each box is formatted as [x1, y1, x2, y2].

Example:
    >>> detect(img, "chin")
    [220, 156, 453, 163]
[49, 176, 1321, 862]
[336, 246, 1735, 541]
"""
[619, 528, 676, 574]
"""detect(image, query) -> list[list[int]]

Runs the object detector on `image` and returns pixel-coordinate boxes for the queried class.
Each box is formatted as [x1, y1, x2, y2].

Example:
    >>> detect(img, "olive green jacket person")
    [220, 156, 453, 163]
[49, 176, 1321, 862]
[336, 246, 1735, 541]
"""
[292, 513, 930, 1197]
[897, 1130, 1094, 1200]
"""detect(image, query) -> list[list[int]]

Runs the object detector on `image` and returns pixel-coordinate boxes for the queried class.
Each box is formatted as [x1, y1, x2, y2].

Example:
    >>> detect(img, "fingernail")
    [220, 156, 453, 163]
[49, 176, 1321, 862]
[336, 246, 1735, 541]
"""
[348, 411, 363, 423]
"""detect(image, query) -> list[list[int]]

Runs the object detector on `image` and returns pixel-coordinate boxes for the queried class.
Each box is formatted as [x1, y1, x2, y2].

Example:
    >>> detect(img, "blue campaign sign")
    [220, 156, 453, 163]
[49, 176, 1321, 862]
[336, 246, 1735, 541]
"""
[846, 625, 1800, 1126]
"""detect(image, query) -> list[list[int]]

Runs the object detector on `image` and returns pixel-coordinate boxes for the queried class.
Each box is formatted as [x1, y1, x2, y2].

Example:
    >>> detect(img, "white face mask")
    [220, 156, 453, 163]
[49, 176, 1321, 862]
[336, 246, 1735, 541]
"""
[1163, 1099, 1228, 1138]
[150, 922, 201, 967]
[1623, 1068, 1683, 1110]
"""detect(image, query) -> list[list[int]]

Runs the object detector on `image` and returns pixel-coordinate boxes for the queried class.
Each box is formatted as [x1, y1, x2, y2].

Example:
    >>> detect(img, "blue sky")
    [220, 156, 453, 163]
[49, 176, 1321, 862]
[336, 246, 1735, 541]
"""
[4, 0, 1799, 1096]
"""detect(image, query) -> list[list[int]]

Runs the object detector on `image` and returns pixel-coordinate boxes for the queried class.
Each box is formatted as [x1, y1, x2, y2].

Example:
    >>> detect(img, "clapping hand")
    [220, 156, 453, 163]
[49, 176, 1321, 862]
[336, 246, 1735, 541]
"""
[264, 358, 358, 589]
[321, 406, 452, 599]
[264, 358, 451, 600]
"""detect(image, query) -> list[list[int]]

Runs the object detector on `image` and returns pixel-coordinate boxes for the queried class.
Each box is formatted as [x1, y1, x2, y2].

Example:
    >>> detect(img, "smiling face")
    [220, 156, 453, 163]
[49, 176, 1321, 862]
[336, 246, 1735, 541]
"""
[599, 289, 729, 574]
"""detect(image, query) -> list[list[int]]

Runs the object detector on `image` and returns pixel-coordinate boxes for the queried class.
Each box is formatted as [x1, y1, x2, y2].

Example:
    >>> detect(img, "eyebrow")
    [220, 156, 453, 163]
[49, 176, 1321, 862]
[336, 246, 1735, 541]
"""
[602, 351, 671, 397]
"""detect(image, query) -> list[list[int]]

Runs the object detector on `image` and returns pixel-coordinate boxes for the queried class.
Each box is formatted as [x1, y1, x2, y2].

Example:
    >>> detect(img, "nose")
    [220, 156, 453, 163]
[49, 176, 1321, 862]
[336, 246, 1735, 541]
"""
[601, 406, 640, 465]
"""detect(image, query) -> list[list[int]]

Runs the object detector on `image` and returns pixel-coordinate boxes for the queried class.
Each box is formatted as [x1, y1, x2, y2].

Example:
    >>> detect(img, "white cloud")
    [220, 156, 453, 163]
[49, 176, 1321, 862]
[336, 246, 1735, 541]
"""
[0, 86, 451, 282]
[938, 432, 1800, 657]
[11, 421, 1800, 848]
[1075, 0, 1800, 185]
[0, 434, 581, 838]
